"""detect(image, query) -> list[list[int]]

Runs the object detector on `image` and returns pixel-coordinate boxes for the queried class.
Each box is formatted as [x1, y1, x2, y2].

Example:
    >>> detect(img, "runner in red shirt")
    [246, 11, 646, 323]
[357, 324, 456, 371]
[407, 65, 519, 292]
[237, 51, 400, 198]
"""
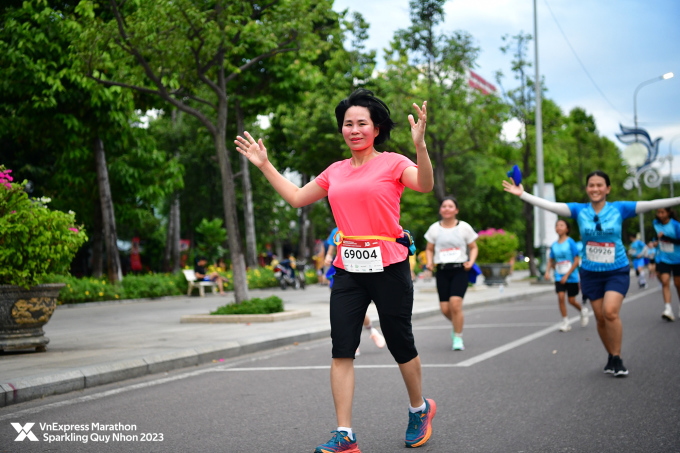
[236, 89, 435, 451]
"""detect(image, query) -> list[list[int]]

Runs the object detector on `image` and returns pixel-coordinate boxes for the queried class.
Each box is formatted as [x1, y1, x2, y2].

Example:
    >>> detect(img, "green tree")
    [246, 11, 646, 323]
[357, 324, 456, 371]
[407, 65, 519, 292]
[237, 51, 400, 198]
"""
[72, 0, 342, 301]
[495, 31, 543, 274]
[264, 10, 376, 259]
[0, 1, 181, 280]
[379, 0, 509, 203]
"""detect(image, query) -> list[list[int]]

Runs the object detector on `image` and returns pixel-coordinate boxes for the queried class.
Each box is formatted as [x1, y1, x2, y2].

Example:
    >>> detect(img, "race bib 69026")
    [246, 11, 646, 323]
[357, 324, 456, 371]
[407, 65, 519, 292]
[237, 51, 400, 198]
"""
[586, 241, 615, 264]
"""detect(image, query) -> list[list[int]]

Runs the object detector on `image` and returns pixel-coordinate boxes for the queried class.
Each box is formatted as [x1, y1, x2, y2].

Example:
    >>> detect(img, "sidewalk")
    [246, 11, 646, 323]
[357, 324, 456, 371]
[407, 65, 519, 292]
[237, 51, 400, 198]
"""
[0, 271, 551, 407]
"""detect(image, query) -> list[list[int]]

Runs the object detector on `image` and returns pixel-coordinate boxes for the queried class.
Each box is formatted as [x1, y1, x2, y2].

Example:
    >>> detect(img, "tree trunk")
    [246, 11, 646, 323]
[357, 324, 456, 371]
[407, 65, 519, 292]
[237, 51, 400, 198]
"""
[433, 150, 447, 202]
[163, 200, 174, 271]
[523, 201, 537, 276]
[214, 127, 249, 302]
[163, 198, 177, 272]
[274, 232, 283, 260]
[235, 100, 258, 268]
[171, 194, 181, 273]
[93, 137, 123, 283]
[522, 139, 537, 276]
[92, 198, 103, 278]
[299, 173, 309, 260]
[164, 110, 183, 273]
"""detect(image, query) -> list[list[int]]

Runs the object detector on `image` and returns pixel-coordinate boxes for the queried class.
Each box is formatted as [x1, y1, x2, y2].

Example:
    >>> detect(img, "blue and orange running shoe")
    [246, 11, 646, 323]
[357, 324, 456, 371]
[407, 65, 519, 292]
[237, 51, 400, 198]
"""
[405, 398, 437, 448]
[314, 430, 361, 453]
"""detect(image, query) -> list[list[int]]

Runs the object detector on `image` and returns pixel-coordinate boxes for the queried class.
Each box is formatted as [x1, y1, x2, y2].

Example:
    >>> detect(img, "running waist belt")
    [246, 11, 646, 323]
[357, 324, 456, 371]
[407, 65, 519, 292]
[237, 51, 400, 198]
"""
[333, 230, 416, 255]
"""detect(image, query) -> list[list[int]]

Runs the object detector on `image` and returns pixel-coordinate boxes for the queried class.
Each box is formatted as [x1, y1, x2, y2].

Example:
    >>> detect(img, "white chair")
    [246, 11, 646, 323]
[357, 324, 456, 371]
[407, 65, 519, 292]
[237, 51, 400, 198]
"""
[183, 269, 218, 297]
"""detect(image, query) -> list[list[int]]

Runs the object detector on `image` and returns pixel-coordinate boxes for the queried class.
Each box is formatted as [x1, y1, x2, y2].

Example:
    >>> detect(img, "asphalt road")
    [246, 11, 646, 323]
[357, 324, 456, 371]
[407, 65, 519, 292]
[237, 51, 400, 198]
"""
[1, 282, 679, 453]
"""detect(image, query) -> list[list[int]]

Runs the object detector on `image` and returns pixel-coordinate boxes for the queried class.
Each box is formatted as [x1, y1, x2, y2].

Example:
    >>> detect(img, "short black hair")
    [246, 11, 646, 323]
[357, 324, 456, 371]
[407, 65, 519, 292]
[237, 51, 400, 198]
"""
[586, 170, 611, 187]
[556, 218, 571, 234]
[441, 196, 459, 209]
[656, 207, 677, 221]
[335, 89, 396, 145]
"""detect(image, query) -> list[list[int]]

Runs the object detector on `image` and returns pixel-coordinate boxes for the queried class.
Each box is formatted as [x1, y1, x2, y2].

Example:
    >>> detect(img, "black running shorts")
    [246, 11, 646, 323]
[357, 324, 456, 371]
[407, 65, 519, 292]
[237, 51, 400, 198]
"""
[656, 261, 680, 276]
[330, 258, 417, 364]
[555, 281, 579, 297]
[435, 265, 469, 301]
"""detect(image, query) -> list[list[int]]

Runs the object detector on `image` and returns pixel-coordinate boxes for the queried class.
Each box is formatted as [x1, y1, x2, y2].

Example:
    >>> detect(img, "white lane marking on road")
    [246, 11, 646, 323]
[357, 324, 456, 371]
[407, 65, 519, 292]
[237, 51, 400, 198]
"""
[455, 288, 657, 367]
[214, 289, 658, 372]
[215, 364, 467, 371]
[0, 343, 325, 420]
[1, 288, 655, 419]
[413, 323, 554, 330]
[0, 367, 222, 421]
[481, 306, 556, 311]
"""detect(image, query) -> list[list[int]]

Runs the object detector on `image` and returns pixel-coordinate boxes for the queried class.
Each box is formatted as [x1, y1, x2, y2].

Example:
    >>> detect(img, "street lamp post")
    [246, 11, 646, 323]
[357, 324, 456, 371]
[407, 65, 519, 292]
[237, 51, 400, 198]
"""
[632, 72, 674, 242]
[670, 135, 680, 198]
[534, 0, 547, 278]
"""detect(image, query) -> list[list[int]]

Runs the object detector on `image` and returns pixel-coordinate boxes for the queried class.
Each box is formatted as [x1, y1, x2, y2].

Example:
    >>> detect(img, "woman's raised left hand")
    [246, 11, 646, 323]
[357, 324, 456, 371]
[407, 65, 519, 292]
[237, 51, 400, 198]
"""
[409, 101, 427, 148]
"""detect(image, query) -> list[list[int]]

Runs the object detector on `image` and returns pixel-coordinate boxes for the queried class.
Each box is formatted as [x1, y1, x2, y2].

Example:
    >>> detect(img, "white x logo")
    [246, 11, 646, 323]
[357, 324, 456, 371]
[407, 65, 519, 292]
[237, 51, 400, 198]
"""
[11, 422, 39, 441]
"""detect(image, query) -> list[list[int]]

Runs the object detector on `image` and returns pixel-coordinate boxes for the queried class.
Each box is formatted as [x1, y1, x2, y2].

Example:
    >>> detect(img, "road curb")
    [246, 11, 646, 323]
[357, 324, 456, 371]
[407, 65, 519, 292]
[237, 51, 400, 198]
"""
[180, 310, 311, 323]
[0, 287, 552, 408]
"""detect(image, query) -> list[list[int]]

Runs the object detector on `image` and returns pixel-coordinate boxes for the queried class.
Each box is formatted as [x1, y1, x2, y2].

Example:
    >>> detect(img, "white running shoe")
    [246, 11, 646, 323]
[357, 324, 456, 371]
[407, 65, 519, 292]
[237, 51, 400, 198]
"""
[662, 306, 675, 322]
[369, 328, 386, 348]
[559, 320, 572, 332]
[580, 307, 590, 327]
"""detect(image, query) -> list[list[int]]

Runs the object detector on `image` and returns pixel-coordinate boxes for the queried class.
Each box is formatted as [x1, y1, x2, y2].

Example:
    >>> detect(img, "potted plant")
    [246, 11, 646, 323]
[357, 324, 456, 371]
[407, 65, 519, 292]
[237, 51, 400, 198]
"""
[476, 228, 519, 285]
[0, 166, 87, 351]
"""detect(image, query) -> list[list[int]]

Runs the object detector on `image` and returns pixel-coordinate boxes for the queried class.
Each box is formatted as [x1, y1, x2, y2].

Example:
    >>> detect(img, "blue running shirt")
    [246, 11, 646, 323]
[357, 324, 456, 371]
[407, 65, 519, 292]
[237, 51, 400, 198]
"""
[629, 240, 646, 259]
[549, 237, 580, 283]
[567, 201, 637, 272]
[654, 218, 680, 265]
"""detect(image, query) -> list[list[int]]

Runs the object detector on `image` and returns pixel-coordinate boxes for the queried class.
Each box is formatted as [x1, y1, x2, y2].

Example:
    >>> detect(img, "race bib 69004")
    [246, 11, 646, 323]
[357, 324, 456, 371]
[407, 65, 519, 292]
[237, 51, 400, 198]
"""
[341, 239, 383, 273]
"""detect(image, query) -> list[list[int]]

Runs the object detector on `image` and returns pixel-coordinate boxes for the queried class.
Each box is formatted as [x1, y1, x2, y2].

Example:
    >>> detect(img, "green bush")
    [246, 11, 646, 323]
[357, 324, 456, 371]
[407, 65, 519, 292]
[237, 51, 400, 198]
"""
[0, 166, 88, 288]
[43, 272, 188, 304]
[476, 228, 519, 264]
[42, 265, 308, 305]
[305, 268, 318, 284]
[513, 260, 530, 271]
[211, 295, 284, 315]
[195, 218, 226, 263]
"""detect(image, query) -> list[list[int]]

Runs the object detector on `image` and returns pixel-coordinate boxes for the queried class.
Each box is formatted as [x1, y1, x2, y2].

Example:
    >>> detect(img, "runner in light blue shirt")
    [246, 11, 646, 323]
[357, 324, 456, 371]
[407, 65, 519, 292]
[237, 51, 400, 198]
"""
[503, 169, 680, 377]
[544, 219, 588, 332]
[653, 207, 680, 322]
[645, 239, 657, 285]
[628, 234, 648, 288]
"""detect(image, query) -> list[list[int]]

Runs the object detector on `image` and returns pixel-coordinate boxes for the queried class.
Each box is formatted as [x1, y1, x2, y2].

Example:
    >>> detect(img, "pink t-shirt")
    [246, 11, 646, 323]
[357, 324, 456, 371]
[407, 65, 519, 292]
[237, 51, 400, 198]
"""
[314, 152, 416, 269]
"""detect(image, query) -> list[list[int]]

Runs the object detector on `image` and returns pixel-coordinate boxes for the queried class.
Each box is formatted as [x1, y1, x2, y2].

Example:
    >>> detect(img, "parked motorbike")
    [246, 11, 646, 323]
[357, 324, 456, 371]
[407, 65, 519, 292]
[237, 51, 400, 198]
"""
[273, 259, 306, 290]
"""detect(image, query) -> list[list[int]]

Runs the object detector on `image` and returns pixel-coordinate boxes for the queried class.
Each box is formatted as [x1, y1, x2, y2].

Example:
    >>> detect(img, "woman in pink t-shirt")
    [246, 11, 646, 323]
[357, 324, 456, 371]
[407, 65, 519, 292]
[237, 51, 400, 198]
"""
[235, 89, 435, 451]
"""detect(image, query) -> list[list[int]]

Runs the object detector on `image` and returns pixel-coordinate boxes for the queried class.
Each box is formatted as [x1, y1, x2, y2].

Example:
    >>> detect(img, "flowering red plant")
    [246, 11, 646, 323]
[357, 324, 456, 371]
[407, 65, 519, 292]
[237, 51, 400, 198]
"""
[0, 165, 87, 288]
[475, 228, 518, 264]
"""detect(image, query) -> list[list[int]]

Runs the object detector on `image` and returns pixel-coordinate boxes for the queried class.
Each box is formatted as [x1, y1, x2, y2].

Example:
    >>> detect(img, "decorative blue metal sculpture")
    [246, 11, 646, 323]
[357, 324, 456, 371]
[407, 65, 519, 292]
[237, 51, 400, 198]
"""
[616, 124, 665, 190]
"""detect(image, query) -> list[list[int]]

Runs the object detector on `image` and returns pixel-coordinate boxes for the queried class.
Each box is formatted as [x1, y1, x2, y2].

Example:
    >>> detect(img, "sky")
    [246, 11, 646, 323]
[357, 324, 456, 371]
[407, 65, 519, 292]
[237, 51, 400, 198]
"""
[332, 0, 680, 176]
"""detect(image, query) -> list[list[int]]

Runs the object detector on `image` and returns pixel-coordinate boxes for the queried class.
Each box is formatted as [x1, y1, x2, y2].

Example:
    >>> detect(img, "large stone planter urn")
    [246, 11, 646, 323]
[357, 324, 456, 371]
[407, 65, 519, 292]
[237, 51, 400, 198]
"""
[0, 283, 64, 352]
[479, 263, 512, 286]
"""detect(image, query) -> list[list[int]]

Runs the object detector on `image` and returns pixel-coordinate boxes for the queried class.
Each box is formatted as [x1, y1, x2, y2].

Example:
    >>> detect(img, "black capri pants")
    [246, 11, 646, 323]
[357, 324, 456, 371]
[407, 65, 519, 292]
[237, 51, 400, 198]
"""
[436, 264, 470, 301]
[330, 257, 417, 364]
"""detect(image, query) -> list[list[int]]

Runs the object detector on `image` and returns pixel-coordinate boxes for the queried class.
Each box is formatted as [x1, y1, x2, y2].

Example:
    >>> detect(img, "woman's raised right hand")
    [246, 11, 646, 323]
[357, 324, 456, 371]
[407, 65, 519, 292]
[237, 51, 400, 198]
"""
[235, 131, 269, 168]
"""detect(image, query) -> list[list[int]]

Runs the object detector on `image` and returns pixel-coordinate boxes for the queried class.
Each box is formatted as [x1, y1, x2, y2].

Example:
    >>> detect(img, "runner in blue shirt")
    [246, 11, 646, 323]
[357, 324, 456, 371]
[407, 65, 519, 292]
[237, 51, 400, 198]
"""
[544, 220, 589, 332]
[628, 234, 648, 288]
[503, 170, 680, 377]
[653, 207, 680, 322]
[575, 238, 589, 308]
[646, 239, 657, 284]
